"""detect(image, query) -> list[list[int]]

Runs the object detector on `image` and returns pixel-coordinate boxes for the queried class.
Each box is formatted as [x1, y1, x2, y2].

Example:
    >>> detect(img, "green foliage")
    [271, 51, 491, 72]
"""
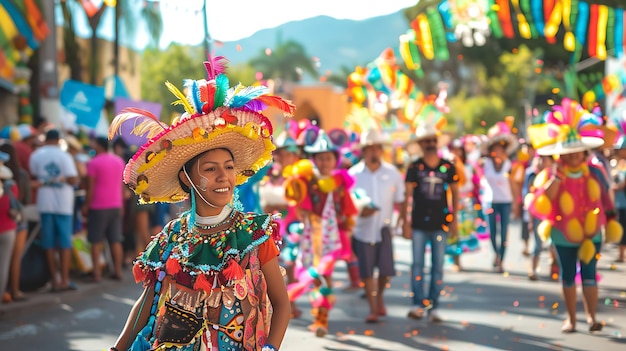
[141, 45, 258, 121]
[249, 32, 319, 83]
[141, 44, 206, 121]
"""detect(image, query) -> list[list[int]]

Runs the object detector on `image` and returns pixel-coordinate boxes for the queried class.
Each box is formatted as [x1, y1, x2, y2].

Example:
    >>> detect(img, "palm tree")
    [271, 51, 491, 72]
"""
[115, 0, 163, 75]
[324, 65, 355, 89]
[59, 0, 163, 83]
[249, 32, 318, 94]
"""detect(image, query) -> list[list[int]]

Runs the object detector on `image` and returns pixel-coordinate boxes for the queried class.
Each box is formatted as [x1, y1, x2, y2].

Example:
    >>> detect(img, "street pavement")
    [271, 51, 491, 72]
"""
[1, 218, 625, 351]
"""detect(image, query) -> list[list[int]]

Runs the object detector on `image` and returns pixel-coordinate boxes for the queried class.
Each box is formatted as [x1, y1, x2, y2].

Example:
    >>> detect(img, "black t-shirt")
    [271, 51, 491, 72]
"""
[405, 158, 458, 230]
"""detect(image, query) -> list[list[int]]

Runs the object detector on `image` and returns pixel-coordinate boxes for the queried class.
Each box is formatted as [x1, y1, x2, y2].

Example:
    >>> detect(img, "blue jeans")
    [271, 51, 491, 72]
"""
[487, 202, 512, 260]
[411, 229, 447, 309]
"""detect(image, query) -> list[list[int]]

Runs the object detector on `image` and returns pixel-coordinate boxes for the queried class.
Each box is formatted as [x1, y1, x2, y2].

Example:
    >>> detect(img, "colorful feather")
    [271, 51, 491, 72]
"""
[254, 95, 296, 117]
[227, 86, 269, 108]
[204, 55, 229, 80]
[213, 74, 229, 108]
[165, 80, 194, 115]
[108, 108, 168, 141]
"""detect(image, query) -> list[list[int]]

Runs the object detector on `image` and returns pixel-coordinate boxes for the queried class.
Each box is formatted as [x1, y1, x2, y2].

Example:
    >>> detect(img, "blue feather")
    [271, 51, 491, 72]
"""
[228, 86, 269, 108]
[191, 81, 203, 113]
[213, 74, 229, 108]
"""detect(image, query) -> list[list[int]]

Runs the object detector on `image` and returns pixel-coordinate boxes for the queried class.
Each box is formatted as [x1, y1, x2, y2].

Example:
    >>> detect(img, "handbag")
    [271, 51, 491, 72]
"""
[3, 180, 23, 223]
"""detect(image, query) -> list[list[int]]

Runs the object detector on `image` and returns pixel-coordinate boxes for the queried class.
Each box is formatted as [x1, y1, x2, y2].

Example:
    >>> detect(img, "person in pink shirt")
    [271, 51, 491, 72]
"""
[82, 136, 126, 282]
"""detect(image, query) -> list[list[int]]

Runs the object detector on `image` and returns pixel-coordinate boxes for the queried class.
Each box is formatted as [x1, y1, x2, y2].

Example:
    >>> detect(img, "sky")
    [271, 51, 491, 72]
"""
[160, 0, 419, 44]
[57, 0, 419, 49]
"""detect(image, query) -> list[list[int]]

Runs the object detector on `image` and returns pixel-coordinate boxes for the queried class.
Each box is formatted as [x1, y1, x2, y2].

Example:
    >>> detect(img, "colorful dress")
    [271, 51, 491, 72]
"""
[528, 164, 612, 260]
[447, 160, 480, 256]
[284, 161, 358, 334]
[129, 211, 280, 351]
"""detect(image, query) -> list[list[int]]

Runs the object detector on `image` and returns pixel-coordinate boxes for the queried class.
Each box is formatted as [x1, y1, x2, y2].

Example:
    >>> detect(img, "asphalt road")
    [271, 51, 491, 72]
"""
[1, 218, 625, 351]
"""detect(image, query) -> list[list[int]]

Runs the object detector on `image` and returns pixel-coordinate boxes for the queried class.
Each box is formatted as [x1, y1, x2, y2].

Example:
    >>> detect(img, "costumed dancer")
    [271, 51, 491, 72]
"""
[527, 98, 623, 333]
[107, 56, 292, 351]
[284, 128, 358, 337]
[447, 138, 480, 271]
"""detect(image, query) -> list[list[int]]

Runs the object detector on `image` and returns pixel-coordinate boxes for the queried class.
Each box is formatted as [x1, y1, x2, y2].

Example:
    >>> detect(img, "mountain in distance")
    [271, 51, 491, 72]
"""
[213, 11, 409, 83]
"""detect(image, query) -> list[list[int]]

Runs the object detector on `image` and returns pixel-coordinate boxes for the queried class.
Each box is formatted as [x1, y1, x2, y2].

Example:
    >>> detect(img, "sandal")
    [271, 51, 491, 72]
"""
[365, 314, 379, 323]
[561, 321, 576, 334]
[589, 322, 604, 332]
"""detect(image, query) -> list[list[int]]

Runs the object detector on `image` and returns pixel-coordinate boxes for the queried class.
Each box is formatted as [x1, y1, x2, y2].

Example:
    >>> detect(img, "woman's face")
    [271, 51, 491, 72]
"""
[560, 151, 586, 168]
[489, 144, 506, 160]
[312, 151, 337, 176]
[185, 149, 236, 210]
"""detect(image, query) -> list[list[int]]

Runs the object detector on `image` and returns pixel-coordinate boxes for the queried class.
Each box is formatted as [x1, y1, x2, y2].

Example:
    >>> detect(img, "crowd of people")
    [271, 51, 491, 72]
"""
[1, 64, 625, 350]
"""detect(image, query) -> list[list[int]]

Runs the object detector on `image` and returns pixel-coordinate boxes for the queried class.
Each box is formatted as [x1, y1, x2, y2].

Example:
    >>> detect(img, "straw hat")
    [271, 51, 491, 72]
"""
[359, 129, 390, 149]
[481, 121, 519, 156]
[109, 56, 295, 204]
[528, 98, 604, 156]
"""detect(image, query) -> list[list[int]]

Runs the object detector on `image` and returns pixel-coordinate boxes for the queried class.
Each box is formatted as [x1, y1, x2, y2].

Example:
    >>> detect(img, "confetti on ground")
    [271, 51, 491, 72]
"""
[538, 295, 545, 302]
[364, 330, 375, 336]
[513, 301, 519, 307]
[552, 302, 559, 309]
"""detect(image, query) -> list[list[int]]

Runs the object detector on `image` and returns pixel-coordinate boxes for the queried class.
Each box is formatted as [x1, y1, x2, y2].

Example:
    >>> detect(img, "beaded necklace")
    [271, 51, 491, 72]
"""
[194, 209, 237, 230]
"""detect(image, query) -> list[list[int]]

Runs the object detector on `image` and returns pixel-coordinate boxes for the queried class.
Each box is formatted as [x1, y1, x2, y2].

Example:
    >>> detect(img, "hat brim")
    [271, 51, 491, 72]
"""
[359, 141, 391, 150]
[481, 134, 519, 156]
[124, 108, 275, 203]
[536, 137, 604, 156]
[405, 133, 451, 156]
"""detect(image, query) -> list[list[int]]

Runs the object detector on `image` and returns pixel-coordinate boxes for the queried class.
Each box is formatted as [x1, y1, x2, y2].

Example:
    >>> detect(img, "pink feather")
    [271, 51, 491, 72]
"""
[204, 56, 229, 80]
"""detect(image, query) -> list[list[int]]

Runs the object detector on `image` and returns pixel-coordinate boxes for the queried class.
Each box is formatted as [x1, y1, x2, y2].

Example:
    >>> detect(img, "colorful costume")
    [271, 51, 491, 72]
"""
[108, 56, 295, 351]
[283, 130, 358, 336]
[527, 98, 623, 265]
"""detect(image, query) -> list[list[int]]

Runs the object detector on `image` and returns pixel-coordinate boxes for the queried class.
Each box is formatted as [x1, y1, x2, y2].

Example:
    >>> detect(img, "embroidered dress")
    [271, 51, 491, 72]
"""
[130, 211, 280, 351]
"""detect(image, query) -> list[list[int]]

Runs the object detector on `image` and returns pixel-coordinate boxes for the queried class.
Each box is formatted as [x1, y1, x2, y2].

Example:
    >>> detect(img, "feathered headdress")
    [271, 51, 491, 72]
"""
[108, 56, 295, 204]
[528, 98, 604, 156]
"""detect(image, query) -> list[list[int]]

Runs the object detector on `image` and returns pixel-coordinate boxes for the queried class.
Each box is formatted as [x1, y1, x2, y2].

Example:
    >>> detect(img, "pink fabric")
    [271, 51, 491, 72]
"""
[0, 183, 18, 232]
[87, 153, 125, 209]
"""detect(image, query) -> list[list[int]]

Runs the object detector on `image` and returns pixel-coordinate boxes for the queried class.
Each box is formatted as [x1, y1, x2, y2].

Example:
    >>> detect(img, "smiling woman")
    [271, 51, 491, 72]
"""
[107, 56, 295, 351]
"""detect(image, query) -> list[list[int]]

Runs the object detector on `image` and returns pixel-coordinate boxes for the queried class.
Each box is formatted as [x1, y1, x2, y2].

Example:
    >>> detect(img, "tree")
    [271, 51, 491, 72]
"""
[324, 65, 353, 88]
[249, 32, 318, 94]
[141, 44, 207, 121]
[59, 0, 163, 84]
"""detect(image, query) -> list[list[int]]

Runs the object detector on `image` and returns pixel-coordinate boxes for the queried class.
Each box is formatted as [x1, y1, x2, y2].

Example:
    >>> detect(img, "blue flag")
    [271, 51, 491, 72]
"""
[60, 80, 105, 128]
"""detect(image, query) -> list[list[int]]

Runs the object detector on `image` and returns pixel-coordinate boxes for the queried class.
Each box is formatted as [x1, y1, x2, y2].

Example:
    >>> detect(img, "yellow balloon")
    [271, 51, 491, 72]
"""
[534, 194, 553, 216]
[537, 220, 552, 242]
[584, 210, 599, 236]
[559, 192, 574, 216]
[317, 176, 337, 193]
[587, 178, 600, 202]
[282, 164, 294, 178]
[606, 219, 624, 243]
[533, 169, 550, 188]
[578, 239, 596, 264]
[295, 159, 314, 180]
[564, 32, 576, 52]
[566, 218, 584, 243]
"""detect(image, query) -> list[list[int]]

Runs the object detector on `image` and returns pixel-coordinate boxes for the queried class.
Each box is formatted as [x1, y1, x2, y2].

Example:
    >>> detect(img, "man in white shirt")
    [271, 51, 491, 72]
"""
[349, 129, 405, 324]
[30, 129, 79, 292]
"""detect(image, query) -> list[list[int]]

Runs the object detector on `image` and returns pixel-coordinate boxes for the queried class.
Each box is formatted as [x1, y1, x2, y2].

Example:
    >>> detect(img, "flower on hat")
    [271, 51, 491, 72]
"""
[108, 56, 295, 203]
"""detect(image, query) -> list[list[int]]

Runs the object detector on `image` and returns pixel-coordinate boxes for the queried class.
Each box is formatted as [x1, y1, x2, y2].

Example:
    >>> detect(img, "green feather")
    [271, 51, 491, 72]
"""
[213, 74, 229, 108]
